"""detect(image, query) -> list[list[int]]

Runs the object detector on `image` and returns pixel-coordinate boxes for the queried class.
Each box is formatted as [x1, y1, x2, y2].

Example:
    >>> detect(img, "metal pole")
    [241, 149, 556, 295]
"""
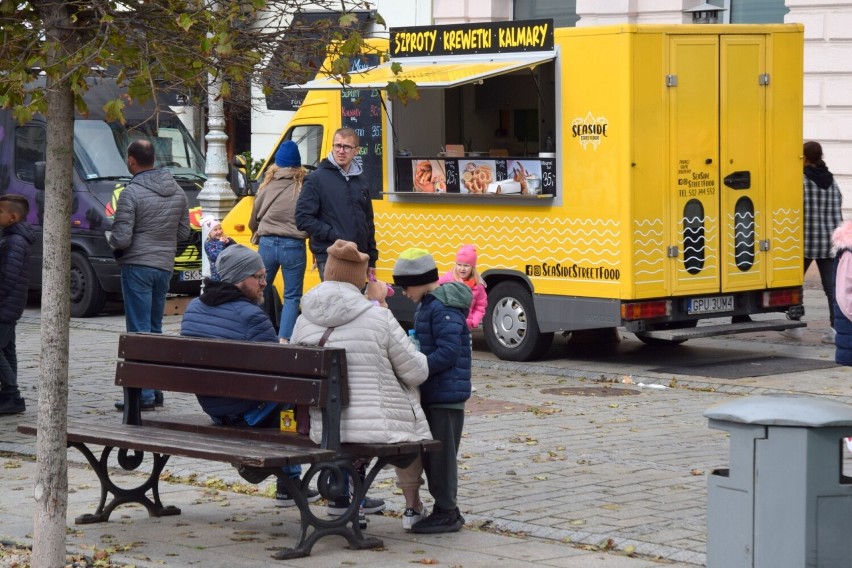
[198, 70, 237, 279]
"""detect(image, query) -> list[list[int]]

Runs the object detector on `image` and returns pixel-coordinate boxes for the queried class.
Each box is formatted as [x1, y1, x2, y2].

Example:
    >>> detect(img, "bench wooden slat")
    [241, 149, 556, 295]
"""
[117, 361, 330, 406]
[18, 422, 336, 467]
[21, 333, 428, 558]
[141, 414, 442, 458]
[119, 333, 346, 378]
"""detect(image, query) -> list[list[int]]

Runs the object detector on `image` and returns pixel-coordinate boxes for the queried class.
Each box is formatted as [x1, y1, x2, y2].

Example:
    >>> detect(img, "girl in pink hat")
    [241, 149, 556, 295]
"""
[438, 244, 487, 330]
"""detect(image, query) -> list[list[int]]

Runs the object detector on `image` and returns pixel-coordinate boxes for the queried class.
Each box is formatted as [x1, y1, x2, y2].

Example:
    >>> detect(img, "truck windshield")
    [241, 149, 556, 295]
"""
[74, 118, 206, 181]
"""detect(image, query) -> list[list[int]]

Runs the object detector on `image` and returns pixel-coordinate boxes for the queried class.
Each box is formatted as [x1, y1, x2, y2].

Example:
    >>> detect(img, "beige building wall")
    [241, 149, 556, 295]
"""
[787, 0, 852, 215]
[432, 0, 512, 24]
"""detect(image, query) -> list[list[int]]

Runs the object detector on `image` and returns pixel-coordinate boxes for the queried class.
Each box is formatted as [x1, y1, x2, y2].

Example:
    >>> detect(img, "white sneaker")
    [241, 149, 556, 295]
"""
[822, 328, 837, 345]
[780, 327, 804, 339]
[403, 503, 428, 531]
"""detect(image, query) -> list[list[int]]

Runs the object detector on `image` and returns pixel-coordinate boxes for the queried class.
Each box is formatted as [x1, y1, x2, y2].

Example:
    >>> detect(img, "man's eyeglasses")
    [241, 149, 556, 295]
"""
[250, 273, 266, 282]
[332, 143, 357, 152]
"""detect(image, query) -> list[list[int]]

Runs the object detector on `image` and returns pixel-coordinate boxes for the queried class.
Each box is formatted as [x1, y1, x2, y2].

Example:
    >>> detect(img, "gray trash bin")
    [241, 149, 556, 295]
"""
[704, 394, 852, 568]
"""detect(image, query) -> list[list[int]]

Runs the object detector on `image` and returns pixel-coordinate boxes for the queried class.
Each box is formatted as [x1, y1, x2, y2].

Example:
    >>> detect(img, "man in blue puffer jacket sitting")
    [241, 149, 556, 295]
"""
[180, 244, 319, 506]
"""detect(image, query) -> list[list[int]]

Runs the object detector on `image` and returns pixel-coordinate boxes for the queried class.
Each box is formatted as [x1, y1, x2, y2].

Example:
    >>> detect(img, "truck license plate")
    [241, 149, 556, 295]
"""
[179, 270, 202, 281]
[688, 295, 733, 315]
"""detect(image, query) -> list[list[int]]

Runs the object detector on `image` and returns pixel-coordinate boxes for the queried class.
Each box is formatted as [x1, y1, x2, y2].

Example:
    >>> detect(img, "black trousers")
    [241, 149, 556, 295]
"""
[422, 406, 465, 511]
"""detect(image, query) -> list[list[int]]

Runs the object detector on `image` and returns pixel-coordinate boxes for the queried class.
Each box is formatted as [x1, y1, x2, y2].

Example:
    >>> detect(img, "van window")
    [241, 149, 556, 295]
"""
[74, 120, 130, 179]
[73, 118, 206, 180]
[288, 126, 323, 168]
[15, 125, 46, 183]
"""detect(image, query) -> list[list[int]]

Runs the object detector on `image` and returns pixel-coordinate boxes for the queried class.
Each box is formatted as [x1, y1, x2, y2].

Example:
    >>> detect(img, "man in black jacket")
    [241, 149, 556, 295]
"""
[0, 195, 34, 415]
[295, 128, 377, 280]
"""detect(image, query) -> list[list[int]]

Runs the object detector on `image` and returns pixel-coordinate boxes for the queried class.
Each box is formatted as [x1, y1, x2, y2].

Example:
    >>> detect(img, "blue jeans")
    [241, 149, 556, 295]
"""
[0, 323, 19, 398]
[121, 264, 171, 403]
[257, 236, 307, 341]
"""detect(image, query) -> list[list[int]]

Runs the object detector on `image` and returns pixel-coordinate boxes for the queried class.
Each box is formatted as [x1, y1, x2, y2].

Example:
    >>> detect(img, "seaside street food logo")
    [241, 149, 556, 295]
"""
[526, 263, 620, 281]
[390, 19, 554, 57]
[572, 112, 609, 150]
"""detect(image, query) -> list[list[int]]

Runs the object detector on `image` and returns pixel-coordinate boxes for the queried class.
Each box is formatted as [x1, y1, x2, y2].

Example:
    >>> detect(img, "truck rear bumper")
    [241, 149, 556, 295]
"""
[636, 319, 806, 341]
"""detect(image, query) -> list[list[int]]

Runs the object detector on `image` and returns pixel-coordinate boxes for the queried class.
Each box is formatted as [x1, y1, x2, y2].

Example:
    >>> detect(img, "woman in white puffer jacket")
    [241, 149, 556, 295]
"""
[290, 240, 431, 528]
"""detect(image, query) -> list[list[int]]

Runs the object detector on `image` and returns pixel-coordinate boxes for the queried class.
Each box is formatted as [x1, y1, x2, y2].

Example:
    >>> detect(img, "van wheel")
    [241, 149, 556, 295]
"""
[70, 251, 106, 317]
[484, 281, 553, 361]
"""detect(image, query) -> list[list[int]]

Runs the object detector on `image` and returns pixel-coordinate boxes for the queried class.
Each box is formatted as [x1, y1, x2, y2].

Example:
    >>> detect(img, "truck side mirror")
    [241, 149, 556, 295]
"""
[34, 161, 46, 191]
[229, 155, 251, 197]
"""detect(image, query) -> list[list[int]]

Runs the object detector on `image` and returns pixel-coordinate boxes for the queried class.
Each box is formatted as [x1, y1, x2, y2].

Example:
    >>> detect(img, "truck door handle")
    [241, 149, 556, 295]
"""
[724, 171, 751, 190]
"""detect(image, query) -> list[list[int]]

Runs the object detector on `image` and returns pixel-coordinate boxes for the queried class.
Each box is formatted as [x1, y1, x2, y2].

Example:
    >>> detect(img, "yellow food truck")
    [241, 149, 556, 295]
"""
[225, 19, 805, 361]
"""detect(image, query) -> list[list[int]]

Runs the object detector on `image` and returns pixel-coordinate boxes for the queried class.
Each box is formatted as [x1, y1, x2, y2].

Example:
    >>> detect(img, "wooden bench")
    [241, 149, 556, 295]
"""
[18, 332, 439, 560]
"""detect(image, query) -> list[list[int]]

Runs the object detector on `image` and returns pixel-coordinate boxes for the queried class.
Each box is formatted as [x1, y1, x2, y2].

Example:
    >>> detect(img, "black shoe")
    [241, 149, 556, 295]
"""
[0, 397, 26, 415]
[411, 507, 463, 534]
[327, 495, 386, 515]
[234, 464, 272, 484]
[114, 400, 156, 411]
[154, 391, 164, 406]
[275, 487, 321, 507]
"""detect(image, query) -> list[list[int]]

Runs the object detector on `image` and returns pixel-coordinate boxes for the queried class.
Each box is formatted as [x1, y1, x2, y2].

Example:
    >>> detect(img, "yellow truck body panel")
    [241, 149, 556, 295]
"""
[225, 22, 804, 360]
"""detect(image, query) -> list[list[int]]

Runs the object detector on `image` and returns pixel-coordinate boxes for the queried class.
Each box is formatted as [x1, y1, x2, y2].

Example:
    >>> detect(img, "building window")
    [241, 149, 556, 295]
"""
[728, 0, 788, 23]
[515, 0, 579, 27]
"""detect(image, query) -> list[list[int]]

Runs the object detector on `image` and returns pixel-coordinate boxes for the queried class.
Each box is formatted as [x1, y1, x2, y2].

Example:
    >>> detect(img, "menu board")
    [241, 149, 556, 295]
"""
[341, 88, 383, 199]
[395, 157, 555, 196]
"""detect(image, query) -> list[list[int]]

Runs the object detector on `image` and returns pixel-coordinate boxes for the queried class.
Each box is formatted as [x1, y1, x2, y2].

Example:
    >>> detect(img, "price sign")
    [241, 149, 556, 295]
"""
[495, 160, 509, 182]
[540, 158, 556, 196]
[444, 160, 460, 192]
[341, 89, 383, 198]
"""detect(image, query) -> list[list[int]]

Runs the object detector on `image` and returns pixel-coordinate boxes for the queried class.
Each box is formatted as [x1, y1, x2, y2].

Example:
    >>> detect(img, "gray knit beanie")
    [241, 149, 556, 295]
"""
[217, 244, 264, 284]
[392, 247, 439, 287]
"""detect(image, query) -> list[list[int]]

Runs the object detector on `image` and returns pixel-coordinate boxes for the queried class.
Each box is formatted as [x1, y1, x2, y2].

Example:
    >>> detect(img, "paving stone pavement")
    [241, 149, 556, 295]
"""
[0, 275, 847, 567]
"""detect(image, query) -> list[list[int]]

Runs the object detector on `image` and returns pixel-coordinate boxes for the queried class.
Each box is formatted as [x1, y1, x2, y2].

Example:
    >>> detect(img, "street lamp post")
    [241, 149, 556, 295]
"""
[197, 70, 236, 278]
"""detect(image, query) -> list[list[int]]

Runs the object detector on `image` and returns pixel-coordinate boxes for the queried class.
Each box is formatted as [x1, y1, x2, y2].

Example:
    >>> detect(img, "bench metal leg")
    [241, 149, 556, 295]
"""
[70, 442, 181, 524]
[272, 459, 383, 560]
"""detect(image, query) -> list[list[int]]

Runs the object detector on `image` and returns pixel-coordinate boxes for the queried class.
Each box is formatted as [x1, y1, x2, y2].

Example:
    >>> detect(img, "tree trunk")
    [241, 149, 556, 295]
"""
[32, 3, 76, 566]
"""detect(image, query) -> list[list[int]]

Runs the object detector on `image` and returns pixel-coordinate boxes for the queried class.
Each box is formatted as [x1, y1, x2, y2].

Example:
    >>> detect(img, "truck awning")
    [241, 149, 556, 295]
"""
[286, 51, 556, 90]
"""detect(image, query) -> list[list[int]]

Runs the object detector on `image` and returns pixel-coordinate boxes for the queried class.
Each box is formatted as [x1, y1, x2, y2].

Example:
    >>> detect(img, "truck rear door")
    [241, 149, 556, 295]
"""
[668, 34, 768, 300]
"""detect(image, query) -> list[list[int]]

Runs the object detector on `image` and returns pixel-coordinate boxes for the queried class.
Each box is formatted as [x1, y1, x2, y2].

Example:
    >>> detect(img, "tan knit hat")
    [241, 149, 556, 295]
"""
[324, 240, 368, 289]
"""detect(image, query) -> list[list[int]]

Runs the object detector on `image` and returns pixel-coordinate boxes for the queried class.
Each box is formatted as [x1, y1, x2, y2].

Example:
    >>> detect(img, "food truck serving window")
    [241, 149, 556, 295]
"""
[288, 19, 558, 201]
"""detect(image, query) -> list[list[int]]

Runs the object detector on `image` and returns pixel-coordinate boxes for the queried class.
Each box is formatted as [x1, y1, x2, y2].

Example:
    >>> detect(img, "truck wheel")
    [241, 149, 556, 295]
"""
[484, 281, 553, 361]
[634, 320, 697, 346]
[70, 251, 106, 318]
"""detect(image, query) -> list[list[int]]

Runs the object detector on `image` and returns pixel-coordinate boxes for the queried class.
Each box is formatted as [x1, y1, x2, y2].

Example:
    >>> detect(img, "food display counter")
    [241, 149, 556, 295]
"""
[394, 155, 555, 196]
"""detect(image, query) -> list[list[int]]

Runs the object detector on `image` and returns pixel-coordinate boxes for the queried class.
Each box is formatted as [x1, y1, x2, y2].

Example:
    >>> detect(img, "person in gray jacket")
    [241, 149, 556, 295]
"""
[109, 139, 191, 409]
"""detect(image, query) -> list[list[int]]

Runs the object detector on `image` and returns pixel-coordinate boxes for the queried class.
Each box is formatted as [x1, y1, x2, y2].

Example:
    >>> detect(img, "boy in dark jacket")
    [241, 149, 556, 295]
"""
[393, 247, 472, 533]
[0, 195, 34, 415]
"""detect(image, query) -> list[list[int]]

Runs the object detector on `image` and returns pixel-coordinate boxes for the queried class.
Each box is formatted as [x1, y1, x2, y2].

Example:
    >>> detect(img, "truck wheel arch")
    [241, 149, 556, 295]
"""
[481, 273, 553, 362]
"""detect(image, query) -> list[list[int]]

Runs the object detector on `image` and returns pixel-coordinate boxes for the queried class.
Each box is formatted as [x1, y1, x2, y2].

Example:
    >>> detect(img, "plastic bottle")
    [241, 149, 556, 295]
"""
[408, 329, 420, 351]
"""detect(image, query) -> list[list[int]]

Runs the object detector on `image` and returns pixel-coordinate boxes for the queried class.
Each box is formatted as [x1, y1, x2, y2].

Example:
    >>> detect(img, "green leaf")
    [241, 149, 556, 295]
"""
[339, 13, 358, 28]
[102, 99, 126, 124]
[177, 13, 193, 32]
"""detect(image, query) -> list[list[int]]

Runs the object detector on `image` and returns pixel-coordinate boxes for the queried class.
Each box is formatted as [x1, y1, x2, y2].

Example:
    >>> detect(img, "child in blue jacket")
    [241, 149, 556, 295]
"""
[393, 247, 472, 533]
